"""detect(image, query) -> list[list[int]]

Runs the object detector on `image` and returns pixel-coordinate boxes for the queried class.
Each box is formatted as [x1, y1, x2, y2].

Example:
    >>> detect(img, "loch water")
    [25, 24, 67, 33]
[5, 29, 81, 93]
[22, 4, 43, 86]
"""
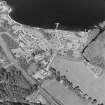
[6, 0, 105, 30]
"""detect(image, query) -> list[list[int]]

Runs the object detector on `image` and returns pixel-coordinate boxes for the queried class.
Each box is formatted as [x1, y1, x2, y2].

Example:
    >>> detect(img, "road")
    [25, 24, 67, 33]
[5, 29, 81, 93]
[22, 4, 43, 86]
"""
[38, 87, 64, 105]
[0, 32, 62, 105]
